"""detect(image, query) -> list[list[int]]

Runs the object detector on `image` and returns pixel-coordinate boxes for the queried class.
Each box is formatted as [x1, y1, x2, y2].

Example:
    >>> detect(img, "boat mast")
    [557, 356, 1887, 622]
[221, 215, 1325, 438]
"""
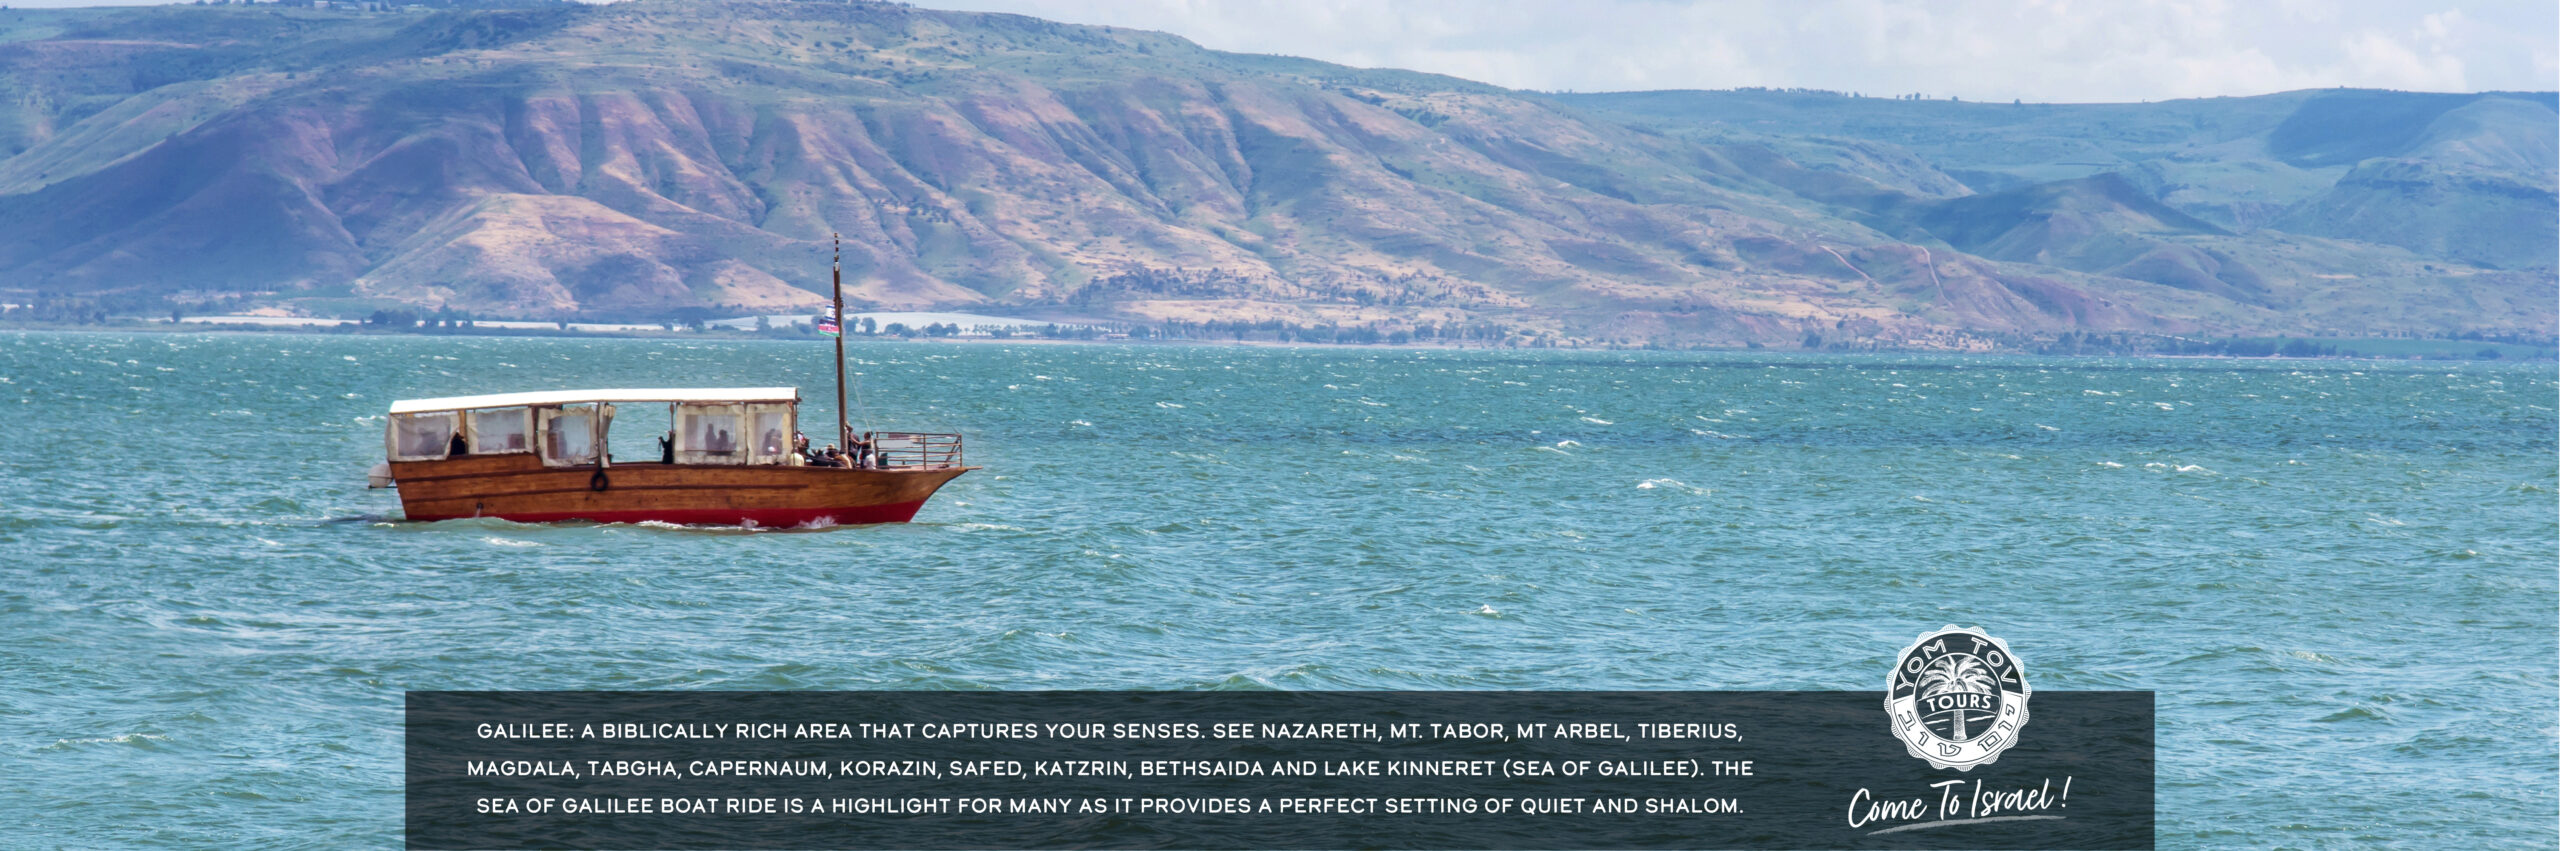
[832, 233, 850, 451]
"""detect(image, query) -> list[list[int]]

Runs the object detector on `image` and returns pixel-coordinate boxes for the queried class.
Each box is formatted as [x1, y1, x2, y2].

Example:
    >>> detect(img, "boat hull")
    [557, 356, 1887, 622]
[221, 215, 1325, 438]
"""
[388, 453, 970, 526]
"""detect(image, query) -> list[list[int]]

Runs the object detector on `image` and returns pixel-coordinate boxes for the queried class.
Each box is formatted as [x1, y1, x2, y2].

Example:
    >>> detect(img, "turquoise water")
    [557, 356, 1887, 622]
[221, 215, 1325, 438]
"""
[1, 331, 2552, 849]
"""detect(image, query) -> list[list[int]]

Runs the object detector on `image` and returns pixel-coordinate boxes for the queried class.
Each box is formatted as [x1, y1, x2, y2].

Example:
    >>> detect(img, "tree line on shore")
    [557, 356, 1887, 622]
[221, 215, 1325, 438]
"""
[5, 292, 2551, 359]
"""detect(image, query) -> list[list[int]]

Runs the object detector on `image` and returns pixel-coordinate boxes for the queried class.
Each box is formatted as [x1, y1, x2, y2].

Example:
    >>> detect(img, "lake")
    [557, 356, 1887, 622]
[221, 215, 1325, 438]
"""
[1, 331, 2552, 848]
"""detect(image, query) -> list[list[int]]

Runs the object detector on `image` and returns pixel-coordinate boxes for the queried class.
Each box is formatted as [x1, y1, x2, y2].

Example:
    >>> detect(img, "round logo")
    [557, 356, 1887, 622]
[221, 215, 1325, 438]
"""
[1885, 626, 2030, 771]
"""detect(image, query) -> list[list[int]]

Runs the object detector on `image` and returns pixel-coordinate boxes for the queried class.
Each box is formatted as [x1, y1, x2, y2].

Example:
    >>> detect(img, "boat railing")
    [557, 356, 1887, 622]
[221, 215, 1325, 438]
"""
[869, 432, 964, 469]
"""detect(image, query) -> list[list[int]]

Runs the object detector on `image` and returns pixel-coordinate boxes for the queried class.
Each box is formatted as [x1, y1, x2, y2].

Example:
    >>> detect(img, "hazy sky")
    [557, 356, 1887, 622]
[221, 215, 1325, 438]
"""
[907, 0, 2556, 102]
[10, 0, 2553, 102]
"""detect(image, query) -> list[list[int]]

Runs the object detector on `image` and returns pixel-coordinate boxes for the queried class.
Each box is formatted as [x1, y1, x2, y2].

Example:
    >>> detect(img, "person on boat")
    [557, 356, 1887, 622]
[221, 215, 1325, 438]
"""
[849, 434, 876, 469]
[817, 445, 847, 468]
[658, 430, 676, 464]
[448, 431, 469, 457]
[793, 432, 817, 465]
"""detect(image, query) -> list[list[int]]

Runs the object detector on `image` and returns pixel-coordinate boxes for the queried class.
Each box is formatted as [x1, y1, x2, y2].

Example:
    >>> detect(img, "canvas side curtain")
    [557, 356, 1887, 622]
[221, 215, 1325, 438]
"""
[468, 407, 532, 455]
[746, 404, 795, 465]
[538, 405, 601, 467]
[675, 403, 747, 465]
[387, 412, 457, 461]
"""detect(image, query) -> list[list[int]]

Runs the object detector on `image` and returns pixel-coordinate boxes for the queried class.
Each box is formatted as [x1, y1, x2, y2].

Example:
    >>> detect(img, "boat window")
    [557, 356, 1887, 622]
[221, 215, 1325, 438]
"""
[540, 405, 600, 467]
[675, 404, 745, 465]
[388, 412, 458, 461]
[468, 407, 532, 454]
[747, 406, 794, 465]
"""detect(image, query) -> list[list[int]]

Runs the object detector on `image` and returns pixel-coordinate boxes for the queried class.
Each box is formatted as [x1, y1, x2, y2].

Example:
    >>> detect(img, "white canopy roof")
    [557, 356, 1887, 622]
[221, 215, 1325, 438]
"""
[388, 387, 800, 415]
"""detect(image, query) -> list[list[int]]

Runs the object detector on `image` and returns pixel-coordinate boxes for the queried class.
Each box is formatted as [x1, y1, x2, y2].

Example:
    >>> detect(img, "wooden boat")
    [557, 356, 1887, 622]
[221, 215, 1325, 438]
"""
[373, 236, 973, 527]
[377, 388, 969, 526]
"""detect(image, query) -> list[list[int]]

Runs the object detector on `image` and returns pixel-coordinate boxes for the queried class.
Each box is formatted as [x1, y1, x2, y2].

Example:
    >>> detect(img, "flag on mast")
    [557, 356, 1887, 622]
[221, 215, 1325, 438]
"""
[817, 307, 841, 336]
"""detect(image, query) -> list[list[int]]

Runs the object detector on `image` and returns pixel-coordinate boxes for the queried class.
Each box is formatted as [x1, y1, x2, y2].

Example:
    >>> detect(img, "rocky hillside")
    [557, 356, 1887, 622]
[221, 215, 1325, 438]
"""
[0, 0, 2550, 346]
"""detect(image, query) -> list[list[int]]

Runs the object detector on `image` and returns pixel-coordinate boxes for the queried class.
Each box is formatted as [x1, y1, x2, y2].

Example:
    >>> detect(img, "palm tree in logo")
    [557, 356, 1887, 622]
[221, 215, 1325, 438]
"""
[1916, 654, 1998, 741]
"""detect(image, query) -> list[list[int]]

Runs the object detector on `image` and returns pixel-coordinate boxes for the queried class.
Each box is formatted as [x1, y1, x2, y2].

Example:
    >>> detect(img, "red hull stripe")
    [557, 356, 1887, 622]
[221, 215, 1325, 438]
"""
[405, 501, 929, 527]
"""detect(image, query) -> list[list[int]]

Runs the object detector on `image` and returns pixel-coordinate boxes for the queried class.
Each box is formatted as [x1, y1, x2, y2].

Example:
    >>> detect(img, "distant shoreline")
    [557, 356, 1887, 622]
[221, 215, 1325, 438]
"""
[3, 319, 2549, 362]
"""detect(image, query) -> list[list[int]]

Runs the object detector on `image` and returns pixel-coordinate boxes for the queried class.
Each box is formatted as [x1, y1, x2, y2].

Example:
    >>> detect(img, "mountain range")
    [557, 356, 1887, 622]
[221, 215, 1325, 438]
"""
[0, 0, 2551, 347]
